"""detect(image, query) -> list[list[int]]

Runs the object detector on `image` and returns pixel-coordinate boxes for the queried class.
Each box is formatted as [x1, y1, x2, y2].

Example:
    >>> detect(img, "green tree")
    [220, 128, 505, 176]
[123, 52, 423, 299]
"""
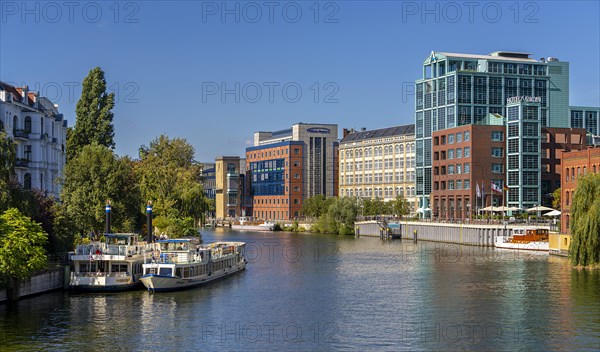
[302, 195, 334, 219]
[569, 173, 600, 267]
[0, 208, 48, 301]
[61, 144, 140, 236]
[390, 196, 411, 217]
[0, 132, 16, 209]
[67, 67, 115, 160]
[312, 197, 358, 235]
[136, 135, 208, 237]
[552, 187, 561, 210]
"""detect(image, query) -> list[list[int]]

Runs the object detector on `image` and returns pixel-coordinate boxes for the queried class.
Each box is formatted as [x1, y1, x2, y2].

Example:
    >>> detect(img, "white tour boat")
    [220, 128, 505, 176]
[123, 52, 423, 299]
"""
[140, 239, 246, 292]
[494, 228, 550, 251]
[69, 233, 152, 291]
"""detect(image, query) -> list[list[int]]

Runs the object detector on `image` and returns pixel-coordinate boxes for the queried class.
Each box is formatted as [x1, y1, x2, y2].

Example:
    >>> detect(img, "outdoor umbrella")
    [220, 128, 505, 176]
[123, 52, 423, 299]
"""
[544, 209, 561, 217]
[526, 206, 555, 213]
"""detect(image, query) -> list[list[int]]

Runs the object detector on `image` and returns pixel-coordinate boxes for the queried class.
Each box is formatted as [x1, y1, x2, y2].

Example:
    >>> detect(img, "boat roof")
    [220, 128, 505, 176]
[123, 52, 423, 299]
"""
[105, 233, 138, 238]
[156, 239, 192, 243]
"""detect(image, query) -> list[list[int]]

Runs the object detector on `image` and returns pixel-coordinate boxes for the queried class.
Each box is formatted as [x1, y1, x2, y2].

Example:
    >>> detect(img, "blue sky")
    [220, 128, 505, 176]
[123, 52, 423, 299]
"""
[1, 1, 599, 161]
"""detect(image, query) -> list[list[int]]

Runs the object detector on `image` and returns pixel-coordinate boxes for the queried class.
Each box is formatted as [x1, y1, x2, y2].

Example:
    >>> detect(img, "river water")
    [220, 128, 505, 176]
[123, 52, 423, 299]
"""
[1, 229, 599, 351]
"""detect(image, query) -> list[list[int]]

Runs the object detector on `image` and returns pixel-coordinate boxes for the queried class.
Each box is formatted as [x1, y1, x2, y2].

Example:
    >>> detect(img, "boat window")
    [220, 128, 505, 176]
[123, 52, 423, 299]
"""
[159, 268, 173, 276]
[111, 264, 128, 273]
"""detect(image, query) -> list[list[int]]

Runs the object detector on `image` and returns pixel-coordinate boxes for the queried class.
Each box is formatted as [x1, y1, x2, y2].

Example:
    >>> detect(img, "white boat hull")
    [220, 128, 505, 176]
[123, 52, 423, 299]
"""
[494, 237, 549, 251]
[231, 224, 273, 231]
[140, 261, 246, 292]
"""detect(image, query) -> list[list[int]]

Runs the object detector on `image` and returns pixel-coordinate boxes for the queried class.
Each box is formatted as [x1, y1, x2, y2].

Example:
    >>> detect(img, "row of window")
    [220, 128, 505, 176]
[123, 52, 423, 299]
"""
[341, 172, 416, 185]
[565, 164, 598, 182]
[341, 187, 416, 198]
[434, 163, 471, 176]
[248, 148, 301, 160]
[434, 131, 471, 145]
[2, 115, 53, 135]
[341, 158, 416, 172]
[253, 197, 301, 205]
[342, 143, 415, 159]
[434, 147, 471, 161]
[434, 179, 471, 191]
[253, 210, 299, 220]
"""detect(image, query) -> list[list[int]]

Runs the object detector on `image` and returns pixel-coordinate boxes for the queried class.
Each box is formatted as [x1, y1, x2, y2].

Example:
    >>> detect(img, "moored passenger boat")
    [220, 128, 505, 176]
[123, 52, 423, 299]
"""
[494, 228, 550, 251]
[69, 233, 152, 291]
[140, 240, 246, 292]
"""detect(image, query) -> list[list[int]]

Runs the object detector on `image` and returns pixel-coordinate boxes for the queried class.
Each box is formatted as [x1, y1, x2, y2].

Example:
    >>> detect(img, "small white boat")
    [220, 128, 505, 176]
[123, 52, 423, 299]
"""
[140, 240, 246, 292]
[69, 234, 152, 291]
[494, 228, 550, 251]
[231, 222, 274, 231]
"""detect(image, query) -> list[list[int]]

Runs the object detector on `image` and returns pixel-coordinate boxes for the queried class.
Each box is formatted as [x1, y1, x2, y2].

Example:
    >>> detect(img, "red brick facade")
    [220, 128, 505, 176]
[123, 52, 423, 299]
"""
[560, 147, 600, 233]
[431, 125, 505, 220]
[246, 143, 304, 220]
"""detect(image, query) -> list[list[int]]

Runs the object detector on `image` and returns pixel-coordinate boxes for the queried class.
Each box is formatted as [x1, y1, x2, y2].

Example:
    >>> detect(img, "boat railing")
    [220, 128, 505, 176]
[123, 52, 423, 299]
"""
[74, 243, 148, 256]
[72, 272, 131, 277]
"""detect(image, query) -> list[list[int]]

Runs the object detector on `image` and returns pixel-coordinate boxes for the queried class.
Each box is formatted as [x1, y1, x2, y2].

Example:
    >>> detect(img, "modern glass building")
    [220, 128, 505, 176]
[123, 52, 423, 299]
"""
[414, 51, 570, 209]
[569, 106, 600, 137]
[506, 99, 542, 209]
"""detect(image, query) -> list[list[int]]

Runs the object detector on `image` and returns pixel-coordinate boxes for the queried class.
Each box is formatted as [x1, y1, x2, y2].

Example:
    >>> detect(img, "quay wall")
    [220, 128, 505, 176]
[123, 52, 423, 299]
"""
[356, 221, 513, 247]
[0, 267, 65, 303]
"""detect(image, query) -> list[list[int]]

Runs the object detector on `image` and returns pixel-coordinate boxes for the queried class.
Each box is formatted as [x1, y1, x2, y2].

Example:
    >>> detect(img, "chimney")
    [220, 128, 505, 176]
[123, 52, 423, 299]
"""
[342, 128, 350, 138]
[361, 127, 367, 132]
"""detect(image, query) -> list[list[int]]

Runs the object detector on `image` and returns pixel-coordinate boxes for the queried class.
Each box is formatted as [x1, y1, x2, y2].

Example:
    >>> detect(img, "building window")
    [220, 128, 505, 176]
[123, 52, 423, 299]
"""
[464, 147, 470, 158]
[456, 133, 462, 143]
[491, 148, 503, 158]
[492, 164, 503, 173]
[448, 134, 455, 144]
[448, 149, 454, 159]
[24, 173, 32, 190]
[294, 148, 300, 154]
[456, 148, 462, 159]
[464, 131, 470, 141]
[566, 191, 569, 205]
[491, 131, 503, 141]
[294, 173, 300, 179]
[464, 163, 470, 174]
[24, 116, 32, 133]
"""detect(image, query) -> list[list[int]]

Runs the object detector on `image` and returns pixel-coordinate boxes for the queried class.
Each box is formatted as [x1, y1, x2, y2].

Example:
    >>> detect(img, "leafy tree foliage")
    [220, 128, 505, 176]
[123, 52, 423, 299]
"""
[361, 196, 410, 217]
[0, 132, 16, 209]
[60, 144, 140, 236]
[0, 208, 48, 299]
[67, 67, 115, 160]
[312, 197, 359, 235]
[569, 173, 600, 267]
[302, 195, 335, 219]
[136, 135, 208, 237]
[552, 187, 561, 210]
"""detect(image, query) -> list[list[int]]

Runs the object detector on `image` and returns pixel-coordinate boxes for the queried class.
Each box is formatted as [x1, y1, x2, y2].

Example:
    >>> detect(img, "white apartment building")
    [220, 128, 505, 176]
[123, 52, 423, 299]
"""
[339, 124, 417, 212]
[0, 82, 68, 198]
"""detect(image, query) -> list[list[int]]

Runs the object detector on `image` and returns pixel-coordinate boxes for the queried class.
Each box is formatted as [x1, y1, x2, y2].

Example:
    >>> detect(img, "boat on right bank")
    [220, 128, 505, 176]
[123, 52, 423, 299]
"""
[494, 228, 550, 251]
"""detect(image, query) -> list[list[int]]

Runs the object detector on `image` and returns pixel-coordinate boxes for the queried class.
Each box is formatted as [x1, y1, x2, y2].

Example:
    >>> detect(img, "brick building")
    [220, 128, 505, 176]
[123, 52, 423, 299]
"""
[560, 147, 600, 233]
[431, 124, 505, 220]
[541, 127, 587, 207]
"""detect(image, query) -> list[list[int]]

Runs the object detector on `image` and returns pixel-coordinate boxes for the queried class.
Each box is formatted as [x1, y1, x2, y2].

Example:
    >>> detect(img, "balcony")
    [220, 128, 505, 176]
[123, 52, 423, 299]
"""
[15, 158, 30, 168]
[13, 129, 30, 140]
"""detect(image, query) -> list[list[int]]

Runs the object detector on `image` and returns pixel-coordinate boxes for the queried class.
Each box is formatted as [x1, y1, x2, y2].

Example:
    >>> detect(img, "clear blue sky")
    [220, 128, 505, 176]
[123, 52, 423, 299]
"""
[1, 1, 599, 161]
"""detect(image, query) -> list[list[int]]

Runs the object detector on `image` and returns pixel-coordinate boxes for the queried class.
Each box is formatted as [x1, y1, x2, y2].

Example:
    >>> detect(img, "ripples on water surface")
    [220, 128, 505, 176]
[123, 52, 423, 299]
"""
[1, 229, 599, 351]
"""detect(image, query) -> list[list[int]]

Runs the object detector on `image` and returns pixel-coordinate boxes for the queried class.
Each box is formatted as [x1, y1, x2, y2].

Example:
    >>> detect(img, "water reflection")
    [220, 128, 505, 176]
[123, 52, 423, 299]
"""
[0, 230, 598, 351]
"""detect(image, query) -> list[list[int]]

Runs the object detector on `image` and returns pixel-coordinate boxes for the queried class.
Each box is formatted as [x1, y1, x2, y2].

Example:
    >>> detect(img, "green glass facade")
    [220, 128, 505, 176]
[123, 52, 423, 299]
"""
[415, 51, 570, 208]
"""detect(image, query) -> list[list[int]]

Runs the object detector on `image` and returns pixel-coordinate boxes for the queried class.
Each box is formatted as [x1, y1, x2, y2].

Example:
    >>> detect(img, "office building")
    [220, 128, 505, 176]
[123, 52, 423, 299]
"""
[415, 51, 570, 210]
[0, 82, 68, 198]
[215, 156, 242, 219]
[246, 123, 338, 220]
[338, 124, 417, 212]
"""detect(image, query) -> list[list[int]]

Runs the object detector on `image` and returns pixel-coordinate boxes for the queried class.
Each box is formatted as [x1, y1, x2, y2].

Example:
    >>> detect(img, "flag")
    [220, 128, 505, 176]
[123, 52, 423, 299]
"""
[491, 182, 502, 194]
[481, 183, 485, 200]
[476, 182, 481, 198]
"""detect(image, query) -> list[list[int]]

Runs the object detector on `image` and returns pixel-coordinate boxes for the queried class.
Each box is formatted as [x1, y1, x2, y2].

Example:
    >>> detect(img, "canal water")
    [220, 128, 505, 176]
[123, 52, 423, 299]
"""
[1, 229, 599, 351]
